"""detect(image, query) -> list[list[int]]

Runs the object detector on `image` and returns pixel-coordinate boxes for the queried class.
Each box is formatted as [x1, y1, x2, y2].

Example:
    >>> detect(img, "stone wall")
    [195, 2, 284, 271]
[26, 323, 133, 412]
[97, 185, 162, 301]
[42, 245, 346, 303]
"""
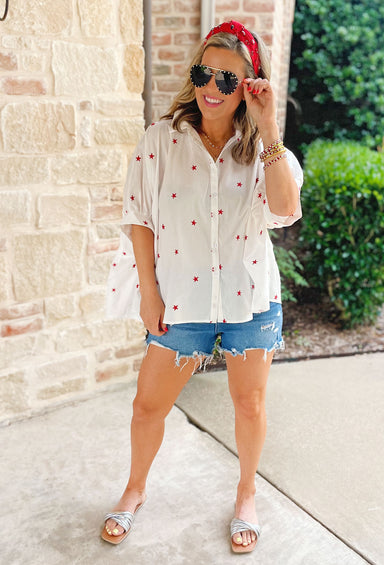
[0, 0, 146, 424]
[151, 0, 296, 130]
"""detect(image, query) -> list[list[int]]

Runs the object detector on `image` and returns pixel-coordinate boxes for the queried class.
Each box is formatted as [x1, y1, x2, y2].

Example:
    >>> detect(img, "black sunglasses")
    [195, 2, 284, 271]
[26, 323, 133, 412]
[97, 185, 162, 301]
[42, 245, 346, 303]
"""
[190, 64, 239, 95]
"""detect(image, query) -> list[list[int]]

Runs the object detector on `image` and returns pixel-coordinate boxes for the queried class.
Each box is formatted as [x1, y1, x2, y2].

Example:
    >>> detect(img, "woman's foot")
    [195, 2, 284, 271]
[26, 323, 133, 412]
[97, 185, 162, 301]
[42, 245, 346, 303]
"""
[104, 488, 147, 537]
[231, 491, 259, 550]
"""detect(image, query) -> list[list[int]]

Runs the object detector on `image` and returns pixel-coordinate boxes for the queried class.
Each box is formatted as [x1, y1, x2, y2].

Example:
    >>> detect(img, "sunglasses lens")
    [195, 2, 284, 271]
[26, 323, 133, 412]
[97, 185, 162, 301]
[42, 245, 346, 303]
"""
[190, 65, 211, 88]
[215, 70, 238, 95]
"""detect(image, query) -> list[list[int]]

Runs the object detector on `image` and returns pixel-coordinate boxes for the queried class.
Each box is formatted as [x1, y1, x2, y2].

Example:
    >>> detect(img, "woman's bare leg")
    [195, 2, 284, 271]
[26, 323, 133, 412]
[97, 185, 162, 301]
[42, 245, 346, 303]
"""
[226, 349, 274, 549]
[105, 344, 200, 537]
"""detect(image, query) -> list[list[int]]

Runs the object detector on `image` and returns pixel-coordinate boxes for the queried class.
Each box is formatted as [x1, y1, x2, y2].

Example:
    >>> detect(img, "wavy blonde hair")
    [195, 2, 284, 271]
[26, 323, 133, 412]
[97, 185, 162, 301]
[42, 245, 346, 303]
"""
[161, 30, 271, 165]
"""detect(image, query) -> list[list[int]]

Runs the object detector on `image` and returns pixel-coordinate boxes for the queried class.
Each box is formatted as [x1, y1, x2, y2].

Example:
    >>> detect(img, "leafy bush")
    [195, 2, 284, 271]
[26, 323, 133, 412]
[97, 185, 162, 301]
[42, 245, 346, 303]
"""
[271, 233, 309, 302]
[299, 140, 384, 327]
[290, 0, 384, 148]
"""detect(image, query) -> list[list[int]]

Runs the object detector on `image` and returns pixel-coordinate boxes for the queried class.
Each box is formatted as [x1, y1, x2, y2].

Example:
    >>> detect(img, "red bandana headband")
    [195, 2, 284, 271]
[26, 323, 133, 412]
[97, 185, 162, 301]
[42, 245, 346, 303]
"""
[204, 20, 260, 76]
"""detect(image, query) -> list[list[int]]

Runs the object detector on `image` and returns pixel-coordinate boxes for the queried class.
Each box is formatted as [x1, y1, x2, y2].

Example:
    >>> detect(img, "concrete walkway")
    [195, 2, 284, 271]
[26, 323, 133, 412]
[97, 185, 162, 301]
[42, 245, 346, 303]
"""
[1, 353, 382, 564]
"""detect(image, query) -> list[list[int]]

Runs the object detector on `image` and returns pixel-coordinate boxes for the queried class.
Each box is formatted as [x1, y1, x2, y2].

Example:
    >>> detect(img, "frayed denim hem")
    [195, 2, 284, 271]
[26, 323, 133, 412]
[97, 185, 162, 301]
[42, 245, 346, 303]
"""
[145, 340, 214, 373]
[219, 339, 285, 362]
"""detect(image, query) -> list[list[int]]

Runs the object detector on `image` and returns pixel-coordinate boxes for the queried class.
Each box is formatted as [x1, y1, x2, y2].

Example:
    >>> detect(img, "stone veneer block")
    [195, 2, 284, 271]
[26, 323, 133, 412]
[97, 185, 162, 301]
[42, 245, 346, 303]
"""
[78, 0, 115, 37]
[123, 45, 145, 94]
[52, 41, 119, 97]
[96, 95, 144, 117]
[51, 150, 123, 185]
[3, 0, 72, 35]
[44, 294, 78, 324]
[0, 255, 9, 303]
[94, 118, 144, 145]
[0, 371, 29, 419]
[120, 0, 143, 43]
[38, 194, 90, 227]
[56, 320, 127, 353]
[0, 157, 49, 186]
[0, 190, 32, 226]
[13, 230, 86, 301]
[2, 102, 75, 154]
[35, 355, 88, 384]
[79, 290, 106, 319]
[88, 251, 116, 285]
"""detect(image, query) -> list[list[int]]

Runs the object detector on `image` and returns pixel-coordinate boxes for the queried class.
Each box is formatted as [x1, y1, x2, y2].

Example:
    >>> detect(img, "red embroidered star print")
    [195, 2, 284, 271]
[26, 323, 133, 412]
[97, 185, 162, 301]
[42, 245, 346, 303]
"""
[237, 182, 242, 188]
[236, 235, 240, 240]
[193, 276, 199, 282]
[173, 305, 178, 310]
[218, 209, 223, 215]
[192, 165, 197, 171]
[174, 249, 179, 255]
[136, 156, 141, 162]
[219, 158, 224, 163]
[191, 220, 197, 226]
[171, 193, 177, 199]
[252, 260, 257, 264]
[149, 153, 155, 159]
[130, 195, 135, 201]
[173, 138, 178, 144]
[237, 290, 242, 296]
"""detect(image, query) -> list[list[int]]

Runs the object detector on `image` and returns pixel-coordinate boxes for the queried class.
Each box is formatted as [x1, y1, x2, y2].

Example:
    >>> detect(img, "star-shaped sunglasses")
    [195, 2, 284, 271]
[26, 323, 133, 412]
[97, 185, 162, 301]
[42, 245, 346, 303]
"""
[190, 64, 240, 96]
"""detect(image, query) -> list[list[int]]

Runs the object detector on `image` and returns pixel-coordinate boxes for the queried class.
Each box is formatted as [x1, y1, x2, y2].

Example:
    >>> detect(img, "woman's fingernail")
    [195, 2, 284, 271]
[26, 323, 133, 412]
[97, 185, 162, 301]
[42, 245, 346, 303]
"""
[252, 89, 257, 94]
[164, 327, 168, 332]
[247, 86, 252, 91]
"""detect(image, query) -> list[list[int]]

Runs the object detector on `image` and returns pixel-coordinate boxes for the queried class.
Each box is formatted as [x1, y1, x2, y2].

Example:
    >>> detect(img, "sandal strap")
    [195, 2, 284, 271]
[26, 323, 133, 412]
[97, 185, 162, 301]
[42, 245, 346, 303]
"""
[104, 511, 134, 533]
[231, 518, 261, 539]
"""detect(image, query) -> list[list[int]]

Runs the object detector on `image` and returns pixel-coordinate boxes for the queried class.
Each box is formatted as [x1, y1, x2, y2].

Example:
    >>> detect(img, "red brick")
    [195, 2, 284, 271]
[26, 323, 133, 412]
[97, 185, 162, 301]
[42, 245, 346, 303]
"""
[244, 0, 275, 12]
[174, 33, 200, 45]
[1, 78, 47, 96]
[1, 317, 43, 337]
[87, 240, 119, 254]
[189, 17, 200, 28]
[95, 362, 130, 382]
[156, 79, 183, 92]
[216, 0, 240, 11]
[152, 32, 172, 46]
[158, 48, 186, 62]
[174, 63, 189, 77]
[155, 17, 186, 28]
[174, 0, 199, 12]
[260, 33, 273, 46]
[0, 302, 43, 321]
[0, 52, 17, 70]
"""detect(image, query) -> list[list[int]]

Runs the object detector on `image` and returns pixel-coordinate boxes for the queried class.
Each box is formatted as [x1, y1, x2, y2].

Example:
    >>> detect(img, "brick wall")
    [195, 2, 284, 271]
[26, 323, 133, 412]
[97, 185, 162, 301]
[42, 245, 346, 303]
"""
[151, 0, 295, 132]
[0, 0, 146, 424]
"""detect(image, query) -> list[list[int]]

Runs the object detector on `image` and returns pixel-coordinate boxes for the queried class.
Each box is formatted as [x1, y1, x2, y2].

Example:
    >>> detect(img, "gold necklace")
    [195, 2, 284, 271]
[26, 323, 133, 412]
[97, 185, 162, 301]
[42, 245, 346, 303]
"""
[200, 129, 234, 152]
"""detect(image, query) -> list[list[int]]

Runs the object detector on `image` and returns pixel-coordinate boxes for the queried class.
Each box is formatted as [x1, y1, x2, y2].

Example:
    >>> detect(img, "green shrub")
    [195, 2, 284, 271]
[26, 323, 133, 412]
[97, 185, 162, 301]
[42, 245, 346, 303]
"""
[290, 0, 384, 148]
[271, 233, 309, 302]
[300, 140, 384, 327]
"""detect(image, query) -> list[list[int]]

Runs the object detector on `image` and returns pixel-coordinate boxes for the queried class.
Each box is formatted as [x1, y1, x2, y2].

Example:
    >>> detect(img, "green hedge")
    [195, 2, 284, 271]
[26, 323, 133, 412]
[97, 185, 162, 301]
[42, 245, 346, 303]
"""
[290, 0, 384, 148]
[300, 141, 384, 327]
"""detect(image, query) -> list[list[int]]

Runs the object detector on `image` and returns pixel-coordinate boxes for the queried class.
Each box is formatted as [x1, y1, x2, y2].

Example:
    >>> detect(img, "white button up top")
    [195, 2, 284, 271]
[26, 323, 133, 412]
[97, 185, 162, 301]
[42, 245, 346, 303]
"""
[106, 119, 303, 324]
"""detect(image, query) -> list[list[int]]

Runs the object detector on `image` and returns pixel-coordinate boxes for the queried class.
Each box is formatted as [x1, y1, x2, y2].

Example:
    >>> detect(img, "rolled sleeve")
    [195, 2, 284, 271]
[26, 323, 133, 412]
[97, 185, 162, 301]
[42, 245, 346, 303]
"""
[261, 149, 303, 229]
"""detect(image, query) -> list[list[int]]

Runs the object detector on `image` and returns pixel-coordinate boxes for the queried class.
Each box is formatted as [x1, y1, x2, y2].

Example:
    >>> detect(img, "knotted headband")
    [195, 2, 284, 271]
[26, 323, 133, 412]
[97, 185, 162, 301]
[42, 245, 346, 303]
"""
[204, 20, 260, 76]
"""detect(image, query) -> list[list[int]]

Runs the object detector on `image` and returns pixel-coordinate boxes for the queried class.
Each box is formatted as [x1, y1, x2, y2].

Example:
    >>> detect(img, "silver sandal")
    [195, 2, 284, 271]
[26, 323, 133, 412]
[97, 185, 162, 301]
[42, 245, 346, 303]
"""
[101, 501, 145, 545]
[230, 518, 261, 553]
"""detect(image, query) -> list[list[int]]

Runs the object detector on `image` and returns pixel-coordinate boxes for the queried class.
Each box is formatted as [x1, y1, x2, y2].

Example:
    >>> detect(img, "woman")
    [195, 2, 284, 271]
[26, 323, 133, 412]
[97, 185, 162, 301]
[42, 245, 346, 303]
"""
[102, 20, 303, 553]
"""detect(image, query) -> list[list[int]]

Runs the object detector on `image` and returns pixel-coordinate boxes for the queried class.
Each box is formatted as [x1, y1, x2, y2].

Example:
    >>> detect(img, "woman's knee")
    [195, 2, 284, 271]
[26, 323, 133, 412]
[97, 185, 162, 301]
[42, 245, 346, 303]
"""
[232, 389, 265, 420]
[132, 394, 168, 422]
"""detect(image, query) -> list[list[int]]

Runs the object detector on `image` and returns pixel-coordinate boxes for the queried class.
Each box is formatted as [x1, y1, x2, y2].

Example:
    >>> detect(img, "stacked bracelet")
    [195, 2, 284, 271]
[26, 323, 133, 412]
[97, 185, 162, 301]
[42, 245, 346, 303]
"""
[259, 139, 285, 162]
[263, 152, 287, 170]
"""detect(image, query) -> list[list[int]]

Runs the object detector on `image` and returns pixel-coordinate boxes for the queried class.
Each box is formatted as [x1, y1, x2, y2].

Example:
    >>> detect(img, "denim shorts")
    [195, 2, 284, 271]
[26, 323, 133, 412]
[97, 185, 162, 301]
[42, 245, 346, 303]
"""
[146, 302, 284, 366]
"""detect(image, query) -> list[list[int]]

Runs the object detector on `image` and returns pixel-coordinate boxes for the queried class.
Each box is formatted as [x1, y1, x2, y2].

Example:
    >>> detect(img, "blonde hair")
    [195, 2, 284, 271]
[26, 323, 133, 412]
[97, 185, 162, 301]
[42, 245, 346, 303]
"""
[161, 31, 271, 166]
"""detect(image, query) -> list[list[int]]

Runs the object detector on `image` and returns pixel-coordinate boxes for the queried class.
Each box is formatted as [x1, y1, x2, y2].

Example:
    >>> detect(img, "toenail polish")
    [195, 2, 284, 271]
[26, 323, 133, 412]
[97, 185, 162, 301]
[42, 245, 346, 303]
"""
[113, 528, 119, 534]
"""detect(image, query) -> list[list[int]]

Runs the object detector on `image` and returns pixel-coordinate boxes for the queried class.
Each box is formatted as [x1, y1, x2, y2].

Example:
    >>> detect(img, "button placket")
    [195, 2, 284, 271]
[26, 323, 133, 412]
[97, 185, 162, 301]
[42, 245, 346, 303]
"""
[209, 160, 221, 322]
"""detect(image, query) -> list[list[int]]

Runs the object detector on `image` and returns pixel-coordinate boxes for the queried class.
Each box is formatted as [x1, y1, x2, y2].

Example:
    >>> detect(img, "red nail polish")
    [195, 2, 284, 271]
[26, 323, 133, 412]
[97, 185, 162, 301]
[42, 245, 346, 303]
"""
[247, 86, 252, 91]
[164, 327, 168, 332]
[252, 89, 257, 95]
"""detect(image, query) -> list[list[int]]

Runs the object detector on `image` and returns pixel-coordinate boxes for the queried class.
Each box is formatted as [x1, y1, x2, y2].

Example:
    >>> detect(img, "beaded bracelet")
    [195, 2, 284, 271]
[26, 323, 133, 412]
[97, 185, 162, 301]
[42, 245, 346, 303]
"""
[263, 152, 287, 171]
[259, 139, 284, 161]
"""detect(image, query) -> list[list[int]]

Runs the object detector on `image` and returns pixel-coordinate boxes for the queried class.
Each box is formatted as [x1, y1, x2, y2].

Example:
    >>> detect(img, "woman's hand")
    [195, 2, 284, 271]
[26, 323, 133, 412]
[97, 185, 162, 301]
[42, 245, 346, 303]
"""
[242, 78, 278, 137]
[140, 286, 167, 336]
